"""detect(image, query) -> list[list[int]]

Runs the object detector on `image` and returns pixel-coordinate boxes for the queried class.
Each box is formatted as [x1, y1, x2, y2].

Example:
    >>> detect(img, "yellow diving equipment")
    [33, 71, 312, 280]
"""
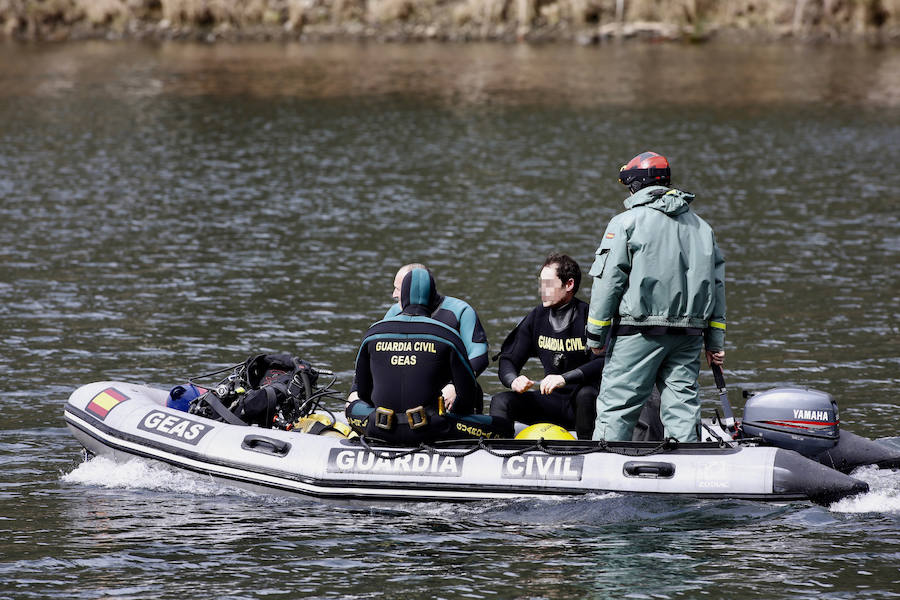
[515, 423, 576, 441]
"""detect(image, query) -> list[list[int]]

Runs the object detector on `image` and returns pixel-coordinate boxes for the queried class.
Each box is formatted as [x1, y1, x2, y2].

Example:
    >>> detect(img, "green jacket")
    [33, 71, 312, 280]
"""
[586, 186, 726, 351]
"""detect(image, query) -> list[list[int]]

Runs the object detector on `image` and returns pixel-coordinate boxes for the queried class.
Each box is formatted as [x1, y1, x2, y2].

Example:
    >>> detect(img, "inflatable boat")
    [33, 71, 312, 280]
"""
[63, 371, 899, 505]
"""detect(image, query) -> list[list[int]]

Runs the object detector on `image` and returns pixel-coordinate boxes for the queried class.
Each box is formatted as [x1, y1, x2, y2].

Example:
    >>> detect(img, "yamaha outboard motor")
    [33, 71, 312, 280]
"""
[741, 388, 839, 457]
[741, 387, 900, 473]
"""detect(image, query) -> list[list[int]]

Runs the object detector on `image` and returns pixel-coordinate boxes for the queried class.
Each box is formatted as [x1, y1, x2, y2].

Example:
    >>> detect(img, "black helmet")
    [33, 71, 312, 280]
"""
[618, 151, 671, 193]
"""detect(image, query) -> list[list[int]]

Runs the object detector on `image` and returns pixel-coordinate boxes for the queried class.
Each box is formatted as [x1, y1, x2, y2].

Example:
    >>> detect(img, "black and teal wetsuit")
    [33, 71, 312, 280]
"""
[384, 295, 489, 378]
[350, 292, 489, 413]
[489, 298, 604, 439]
[347, 268, 512, 444]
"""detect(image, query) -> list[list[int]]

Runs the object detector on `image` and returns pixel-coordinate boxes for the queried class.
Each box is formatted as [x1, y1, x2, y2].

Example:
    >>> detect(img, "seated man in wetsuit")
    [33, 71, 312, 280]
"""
[386, 263, 489, 379]
[346, 268, 512, 444]
[489, 253, 603, 440]
[347, 263, 490, 412]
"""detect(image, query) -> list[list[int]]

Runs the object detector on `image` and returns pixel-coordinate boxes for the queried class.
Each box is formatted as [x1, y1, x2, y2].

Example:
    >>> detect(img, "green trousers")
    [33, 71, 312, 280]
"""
[593, 333, 703, 442]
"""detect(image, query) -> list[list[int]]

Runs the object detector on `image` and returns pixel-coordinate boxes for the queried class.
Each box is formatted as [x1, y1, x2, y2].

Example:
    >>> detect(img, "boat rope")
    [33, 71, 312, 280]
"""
[701, 421, 730, 448]
[356, 435, 678, 460]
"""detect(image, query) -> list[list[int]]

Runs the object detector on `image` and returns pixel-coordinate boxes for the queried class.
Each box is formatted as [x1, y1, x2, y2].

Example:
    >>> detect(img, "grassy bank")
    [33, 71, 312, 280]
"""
[2, 0, 898, 43]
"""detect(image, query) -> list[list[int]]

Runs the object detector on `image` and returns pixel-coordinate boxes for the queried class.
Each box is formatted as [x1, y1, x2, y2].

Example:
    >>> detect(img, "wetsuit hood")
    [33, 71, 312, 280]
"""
[625, 185, 694, 217]
[400, 268, 439, 316]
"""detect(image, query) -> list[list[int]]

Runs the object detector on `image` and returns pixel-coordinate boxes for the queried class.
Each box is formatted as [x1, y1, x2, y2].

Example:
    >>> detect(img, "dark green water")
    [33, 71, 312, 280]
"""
[1, 40, 898, 599]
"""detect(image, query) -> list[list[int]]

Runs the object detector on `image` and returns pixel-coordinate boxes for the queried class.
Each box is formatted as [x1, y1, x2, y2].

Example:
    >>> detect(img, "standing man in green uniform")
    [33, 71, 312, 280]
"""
[586, 151, 726, 442]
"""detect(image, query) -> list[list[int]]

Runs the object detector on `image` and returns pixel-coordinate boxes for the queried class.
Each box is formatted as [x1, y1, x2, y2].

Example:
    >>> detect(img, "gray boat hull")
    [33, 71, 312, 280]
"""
[64, 381, 869, 505]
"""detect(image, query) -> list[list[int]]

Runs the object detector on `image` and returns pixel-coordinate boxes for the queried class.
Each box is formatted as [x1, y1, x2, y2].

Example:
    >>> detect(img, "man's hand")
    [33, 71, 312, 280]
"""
[590, 345, 606, 356]
[346, 390, 359, 407]
[441, 383, 457, 411]
[706, 350, 725, 367]
[511, 375, 534, 393]
[539, 374, 566, 395]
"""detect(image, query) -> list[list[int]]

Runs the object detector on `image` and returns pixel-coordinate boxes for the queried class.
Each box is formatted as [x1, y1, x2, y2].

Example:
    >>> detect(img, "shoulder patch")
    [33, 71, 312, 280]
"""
[605, 232, 615, 239]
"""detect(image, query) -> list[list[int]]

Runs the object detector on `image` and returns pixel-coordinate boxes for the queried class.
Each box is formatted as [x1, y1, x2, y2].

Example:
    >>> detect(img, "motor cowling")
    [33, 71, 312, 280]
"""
[741, 388, 839, 457]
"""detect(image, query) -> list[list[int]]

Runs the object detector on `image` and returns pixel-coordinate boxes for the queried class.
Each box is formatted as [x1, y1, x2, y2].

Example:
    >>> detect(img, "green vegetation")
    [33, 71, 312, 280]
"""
[2, 0, 898, 43]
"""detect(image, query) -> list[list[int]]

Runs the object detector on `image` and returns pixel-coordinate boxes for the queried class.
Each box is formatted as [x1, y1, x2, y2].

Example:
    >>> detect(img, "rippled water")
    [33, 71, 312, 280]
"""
[1, 40, 899, 599]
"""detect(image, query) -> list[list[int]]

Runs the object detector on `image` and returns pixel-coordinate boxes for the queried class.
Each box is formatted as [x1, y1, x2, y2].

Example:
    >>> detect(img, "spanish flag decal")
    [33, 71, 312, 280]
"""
[605, 232, 615, 239]
[86, 388, 129, 420]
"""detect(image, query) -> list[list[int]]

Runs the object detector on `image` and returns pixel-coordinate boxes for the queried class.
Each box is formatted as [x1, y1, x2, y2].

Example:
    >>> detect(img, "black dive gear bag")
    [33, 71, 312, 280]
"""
[189, 353, 320, 428]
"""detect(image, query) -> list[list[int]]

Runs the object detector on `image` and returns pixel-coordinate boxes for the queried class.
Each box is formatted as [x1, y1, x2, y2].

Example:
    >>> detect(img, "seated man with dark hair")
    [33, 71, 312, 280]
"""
[489, 253, 603, 440]
[346, 268, 511, 444]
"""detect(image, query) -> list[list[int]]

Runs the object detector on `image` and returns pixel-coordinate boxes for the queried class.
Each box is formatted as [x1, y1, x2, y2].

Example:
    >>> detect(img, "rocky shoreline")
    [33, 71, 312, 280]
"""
[2, 0, 898, 45]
